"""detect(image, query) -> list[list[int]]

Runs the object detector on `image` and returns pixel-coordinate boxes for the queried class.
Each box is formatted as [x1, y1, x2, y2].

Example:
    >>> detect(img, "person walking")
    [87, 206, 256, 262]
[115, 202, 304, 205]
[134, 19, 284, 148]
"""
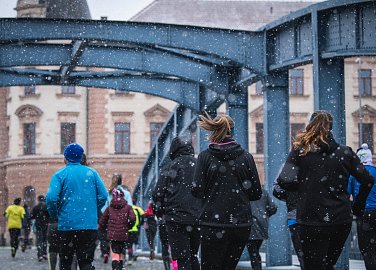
[152, 136, 202, 270]
[99, 188, 136, 270]
[144, 201, 158, 260]
[21, 203, 32, 252]
[273, 183, 304, 269]
[192, 112, 262, 270]
[46, 143, 108, 270]
[5, 197, 25, 258]
[348, 143, 376, 269]
[277, 111, 374, 270]
[31, 195, 49, 261]
[101, 173, 133, 264]
[247, 188, 277, 270]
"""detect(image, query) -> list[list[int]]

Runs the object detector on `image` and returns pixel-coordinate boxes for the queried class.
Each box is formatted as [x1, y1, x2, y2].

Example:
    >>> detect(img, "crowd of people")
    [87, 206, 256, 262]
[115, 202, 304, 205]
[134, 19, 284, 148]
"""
[3, 110, 376, 270]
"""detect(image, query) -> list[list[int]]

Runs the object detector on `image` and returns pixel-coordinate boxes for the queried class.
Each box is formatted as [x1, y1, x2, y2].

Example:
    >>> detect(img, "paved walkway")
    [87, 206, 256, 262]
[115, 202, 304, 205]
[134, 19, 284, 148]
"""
[0, 247, 366, 270]
[0, 247, 165, 270]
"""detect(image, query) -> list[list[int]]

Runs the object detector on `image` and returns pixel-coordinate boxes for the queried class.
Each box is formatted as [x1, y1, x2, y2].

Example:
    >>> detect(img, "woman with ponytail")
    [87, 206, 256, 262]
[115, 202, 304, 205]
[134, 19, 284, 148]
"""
[277, 110, 374, 270]
[192, 112, 262, 270]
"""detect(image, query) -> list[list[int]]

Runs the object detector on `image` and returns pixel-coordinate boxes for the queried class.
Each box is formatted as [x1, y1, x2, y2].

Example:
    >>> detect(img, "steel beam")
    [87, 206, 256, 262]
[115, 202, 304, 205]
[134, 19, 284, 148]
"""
[263, 71, 291, 267]
[0, 43, 228, 90]
[227, 89, 248, 150]
[0, 18, 264, 73]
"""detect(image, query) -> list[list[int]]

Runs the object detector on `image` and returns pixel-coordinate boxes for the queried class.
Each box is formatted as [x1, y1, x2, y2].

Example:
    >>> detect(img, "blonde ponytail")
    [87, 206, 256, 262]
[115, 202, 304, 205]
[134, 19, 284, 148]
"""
[198, 111, 234, 143]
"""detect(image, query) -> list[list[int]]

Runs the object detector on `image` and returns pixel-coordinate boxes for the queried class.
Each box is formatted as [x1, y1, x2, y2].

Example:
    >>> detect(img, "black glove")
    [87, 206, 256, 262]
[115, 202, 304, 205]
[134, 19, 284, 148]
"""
[352, 202, 365, 218]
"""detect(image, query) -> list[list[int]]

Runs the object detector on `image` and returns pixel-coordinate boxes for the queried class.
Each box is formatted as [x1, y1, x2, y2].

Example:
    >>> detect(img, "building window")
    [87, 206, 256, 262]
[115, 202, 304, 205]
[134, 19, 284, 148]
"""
[62, 85, 76, 94]
[256, 123, 264, 154]
[255, 81, 263, 95]
[291, 123, 305, 146]
[360, 123, 374, 152]
[150, 122, 164, 147]
[61, 123, 76, 154]
[24, 123, 36, 155]
[115, 122, 130, 154]
[24, 85, 36, 96]
[358, 69, 372, 97]
[289, 69, 304, 96]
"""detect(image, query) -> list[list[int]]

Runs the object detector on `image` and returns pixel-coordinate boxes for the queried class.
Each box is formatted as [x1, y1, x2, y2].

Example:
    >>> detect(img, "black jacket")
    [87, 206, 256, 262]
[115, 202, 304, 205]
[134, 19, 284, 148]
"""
[192, 138, 262, 227]
[273, 182, 299, 220]
[277, 136, 374, 226]
[152, 137, 202, 224]
[31, 202, 49, 230]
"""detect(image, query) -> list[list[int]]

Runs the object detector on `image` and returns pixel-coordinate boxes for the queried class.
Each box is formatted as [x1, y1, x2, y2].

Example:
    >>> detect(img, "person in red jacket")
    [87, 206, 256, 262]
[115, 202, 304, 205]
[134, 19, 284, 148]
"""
[99, 189, 135, 270]
[143, 201, 158, 260]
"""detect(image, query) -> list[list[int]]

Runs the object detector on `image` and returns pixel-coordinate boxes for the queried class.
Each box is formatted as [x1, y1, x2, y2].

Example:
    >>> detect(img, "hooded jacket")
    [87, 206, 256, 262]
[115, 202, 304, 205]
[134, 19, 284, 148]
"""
[152, 137, 202, 224]
[192, 138, 262, 227]
[46, 162, 108, 231]
[99, 193, 136, 241]
[277, 135, 374, 226]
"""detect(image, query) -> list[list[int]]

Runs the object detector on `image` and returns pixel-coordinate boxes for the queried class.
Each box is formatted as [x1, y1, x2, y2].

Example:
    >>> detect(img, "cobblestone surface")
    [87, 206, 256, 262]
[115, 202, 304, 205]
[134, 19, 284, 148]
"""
[0, 247, 165, 270]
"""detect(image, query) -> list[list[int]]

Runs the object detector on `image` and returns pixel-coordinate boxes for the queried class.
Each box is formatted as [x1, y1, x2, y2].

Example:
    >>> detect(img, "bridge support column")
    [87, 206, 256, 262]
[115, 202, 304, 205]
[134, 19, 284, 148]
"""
[263, 71, 292, 267]
[228, 90, 248, 150]
[313, 57, 348, 269]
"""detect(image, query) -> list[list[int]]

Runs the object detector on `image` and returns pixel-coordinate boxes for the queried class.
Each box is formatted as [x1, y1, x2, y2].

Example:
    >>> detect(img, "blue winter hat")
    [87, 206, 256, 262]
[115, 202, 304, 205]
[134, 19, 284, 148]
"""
[64, 143, 84, 163]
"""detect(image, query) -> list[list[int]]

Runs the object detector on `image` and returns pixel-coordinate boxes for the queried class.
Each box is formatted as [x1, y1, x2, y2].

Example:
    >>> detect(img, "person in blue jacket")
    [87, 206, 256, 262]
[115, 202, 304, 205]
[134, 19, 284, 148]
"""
[348, 143, 376, 270]
[46, 143, 108, 270]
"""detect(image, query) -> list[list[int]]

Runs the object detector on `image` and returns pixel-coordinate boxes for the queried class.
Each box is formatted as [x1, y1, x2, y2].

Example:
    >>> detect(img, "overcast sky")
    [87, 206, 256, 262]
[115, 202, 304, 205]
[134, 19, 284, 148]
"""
[0, 0, 154, 20]
[0, 0, 325, 20]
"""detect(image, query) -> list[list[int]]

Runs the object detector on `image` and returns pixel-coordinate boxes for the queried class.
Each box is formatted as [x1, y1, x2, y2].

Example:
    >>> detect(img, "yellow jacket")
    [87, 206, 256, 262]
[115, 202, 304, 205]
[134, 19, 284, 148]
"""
[129, 205, 144, 232]
[5, 205, 25, 229]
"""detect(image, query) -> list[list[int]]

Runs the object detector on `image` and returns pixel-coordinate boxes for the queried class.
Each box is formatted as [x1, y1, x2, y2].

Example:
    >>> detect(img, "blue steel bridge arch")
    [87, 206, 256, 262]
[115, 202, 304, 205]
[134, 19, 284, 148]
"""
[1, 0, 376, 268]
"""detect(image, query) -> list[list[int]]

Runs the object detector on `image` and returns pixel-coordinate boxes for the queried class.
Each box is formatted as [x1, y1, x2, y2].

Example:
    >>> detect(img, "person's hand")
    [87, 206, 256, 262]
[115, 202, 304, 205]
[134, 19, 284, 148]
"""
[352, 202, 365, 218]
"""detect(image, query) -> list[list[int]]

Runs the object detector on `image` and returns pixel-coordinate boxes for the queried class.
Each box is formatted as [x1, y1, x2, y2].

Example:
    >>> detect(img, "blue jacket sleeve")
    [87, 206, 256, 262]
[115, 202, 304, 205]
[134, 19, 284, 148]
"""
[46, 174, 62, 221]
[95, 172, 108, 211]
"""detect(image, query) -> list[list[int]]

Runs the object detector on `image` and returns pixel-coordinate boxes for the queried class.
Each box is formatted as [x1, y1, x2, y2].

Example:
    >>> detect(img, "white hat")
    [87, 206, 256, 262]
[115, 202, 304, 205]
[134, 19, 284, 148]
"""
[357, 143, 373, 166]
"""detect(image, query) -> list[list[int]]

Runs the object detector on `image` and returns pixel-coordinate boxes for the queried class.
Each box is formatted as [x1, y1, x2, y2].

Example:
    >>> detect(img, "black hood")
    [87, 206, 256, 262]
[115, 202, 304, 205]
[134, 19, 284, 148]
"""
[169, 137, 195, 160]
[208, 139, 244, 161]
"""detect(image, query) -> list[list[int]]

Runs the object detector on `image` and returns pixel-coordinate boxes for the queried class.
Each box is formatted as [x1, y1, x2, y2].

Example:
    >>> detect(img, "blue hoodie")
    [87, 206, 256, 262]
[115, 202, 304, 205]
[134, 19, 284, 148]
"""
[46, 162, 108, 231]
[348, 165, 376, 210]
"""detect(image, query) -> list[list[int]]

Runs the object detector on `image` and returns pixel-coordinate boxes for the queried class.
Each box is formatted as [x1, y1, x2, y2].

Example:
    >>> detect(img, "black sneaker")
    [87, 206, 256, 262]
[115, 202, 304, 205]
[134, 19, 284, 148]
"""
[11, 248, 16, 258]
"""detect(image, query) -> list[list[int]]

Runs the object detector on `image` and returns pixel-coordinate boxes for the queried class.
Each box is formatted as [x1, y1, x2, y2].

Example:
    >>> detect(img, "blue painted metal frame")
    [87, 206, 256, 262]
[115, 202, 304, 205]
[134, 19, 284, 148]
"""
[0, 18, 264, 73]
[1, 0, 376, 266]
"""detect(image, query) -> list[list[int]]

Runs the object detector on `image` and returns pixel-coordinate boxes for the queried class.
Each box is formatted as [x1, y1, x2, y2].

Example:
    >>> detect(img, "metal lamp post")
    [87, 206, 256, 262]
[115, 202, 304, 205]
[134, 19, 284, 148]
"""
[356, 57, 363, 147]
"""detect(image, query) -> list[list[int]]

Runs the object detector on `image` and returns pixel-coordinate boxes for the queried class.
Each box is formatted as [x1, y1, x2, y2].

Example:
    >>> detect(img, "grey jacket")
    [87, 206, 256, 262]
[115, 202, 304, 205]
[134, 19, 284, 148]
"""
[249, 189, 277, 240]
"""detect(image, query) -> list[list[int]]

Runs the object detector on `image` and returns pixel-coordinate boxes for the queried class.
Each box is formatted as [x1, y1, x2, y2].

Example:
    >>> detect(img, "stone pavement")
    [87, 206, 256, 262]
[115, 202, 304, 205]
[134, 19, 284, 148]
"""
[0, 247, 165, 270]
[0, 246, 366, 270]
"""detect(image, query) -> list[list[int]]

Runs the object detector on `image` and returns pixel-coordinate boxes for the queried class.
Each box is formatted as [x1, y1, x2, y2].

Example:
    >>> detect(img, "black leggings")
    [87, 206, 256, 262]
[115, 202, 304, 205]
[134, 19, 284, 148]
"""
[246, 239, 263, 270]
[357, 210, 376, 269]
[289, 224, 304, 269]
[300, 224, 351, 270]
[9, 228, 21, 250]
[200, 226, 250, 270]
[159, 223, 170, 260]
